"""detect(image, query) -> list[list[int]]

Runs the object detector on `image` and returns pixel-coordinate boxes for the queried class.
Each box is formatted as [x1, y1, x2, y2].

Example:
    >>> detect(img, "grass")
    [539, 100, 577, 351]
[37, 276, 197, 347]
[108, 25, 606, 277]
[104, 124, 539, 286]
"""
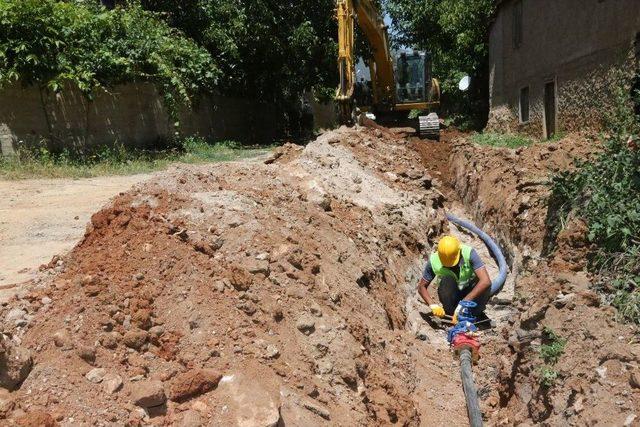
[471, 132, 535, 148]
[537, 327, 566, 387]
[0, 138, 272, 180]
[539, 327, 566, 365]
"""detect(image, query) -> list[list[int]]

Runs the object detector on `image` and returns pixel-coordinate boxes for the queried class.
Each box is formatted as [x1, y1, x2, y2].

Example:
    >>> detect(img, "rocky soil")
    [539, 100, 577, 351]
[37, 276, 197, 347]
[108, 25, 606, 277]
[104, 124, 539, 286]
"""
[1, 126, 638, 426]
[0, 127, 471, 426]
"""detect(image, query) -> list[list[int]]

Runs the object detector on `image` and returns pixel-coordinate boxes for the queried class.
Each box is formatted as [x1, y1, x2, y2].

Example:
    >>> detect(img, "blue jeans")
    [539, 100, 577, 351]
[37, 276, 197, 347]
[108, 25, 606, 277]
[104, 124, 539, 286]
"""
[438, 276, 490, 316]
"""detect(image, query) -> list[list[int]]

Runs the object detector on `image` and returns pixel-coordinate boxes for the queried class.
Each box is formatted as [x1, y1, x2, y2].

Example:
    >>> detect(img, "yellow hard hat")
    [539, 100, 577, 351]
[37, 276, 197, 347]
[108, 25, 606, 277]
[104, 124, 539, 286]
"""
[438, 235, 461, 267]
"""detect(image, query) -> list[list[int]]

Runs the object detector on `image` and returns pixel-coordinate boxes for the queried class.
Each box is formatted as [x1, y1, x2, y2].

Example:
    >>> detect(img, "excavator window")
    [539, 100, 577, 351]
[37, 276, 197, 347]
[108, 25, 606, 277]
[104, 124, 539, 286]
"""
[396, 52, 426, 104]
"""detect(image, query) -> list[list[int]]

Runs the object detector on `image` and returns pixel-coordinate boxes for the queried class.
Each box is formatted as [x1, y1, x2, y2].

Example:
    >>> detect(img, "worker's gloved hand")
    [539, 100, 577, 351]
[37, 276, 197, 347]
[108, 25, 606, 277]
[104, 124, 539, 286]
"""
[429, 304, 445, 318]
[453, 300, 478, 324]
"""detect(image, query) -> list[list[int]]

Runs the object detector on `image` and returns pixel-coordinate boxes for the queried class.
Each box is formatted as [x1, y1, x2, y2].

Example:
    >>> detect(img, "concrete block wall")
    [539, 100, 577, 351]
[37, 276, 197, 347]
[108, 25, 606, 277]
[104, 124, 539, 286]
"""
[0, 82, 279, 156]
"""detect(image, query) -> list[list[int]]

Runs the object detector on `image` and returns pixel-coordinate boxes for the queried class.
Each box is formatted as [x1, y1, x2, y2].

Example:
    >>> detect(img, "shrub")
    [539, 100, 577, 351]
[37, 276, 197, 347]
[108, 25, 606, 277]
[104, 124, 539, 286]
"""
[0, 0, 217, 112]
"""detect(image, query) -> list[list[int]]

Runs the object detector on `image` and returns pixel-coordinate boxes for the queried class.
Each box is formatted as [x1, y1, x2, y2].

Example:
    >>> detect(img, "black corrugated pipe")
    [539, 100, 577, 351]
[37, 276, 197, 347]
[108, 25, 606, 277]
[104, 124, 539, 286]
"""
[459, 349, 483, 427]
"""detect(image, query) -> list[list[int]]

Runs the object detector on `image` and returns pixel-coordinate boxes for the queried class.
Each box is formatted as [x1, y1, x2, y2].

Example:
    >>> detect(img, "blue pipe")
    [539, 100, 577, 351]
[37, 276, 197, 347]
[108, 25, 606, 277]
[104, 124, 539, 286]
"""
[446, 213, 508, 296]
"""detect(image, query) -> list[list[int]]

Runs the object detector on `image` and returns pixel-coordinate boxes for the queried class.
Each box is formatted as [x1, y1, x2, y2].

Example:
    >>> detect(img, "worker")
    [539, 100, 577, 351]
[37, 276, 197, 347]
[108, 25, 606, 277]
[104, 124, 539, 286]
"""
[417, 235, 491, 323]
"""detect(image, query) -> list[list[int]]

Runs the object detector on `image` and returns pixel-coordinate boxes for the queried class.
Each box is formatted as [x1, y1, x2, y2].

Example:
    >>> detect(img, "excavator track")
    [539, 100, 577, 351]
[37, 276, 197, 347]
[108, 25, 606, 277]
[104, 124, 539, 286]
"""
[419, 112, 440, 140]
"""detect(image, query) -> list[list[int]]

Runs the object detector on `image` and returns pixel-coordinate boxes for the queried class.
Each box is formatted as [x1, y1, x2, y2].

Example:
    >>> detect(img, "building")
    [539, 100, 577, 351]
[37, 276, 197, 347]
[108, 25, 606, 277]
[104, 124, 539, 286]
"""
[487, 0, 640, 138]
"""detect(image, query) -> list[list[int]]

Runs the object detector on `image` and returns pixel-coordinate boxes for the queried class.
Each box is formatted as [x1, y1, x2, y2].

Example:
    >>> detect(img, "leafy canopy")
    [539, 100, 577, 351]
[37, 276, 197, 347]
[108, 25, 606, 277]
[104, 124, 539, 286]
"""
[140, 0, 338, 104]
[0, 0, 217, 110]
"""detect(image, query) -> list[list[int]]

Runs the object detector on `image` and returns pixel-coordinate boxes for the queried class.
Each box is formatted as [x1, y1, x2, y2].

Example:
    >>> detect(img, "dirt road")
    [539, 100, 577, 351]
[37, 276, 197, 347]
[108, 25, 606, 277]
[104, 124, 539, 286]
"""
[0, 174, 151, 291]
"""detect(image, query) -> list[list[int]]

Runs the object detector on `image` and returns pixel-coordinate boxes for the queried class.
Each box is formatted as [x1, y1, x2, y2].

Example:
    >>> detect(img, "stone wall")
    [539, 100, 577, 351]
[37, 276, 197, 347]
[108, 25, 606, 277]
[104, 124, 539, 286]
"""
[487, 0, 640, 138]
[0, 82, 279, 156]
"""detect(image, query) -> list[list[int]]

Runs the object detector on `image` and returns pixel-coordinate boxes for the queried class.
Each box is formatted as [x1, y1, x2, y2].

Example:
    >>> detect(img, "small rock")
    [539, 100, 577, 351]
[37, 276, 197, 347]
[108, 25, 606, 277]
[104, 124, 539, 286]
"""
[256, 252, 270, 261]
[5, 308, 26, 323]
[629, 371, 640, 389]
[53, 329, 74, 350]
[191, 400, 210, 414]
[178, 409, 203, 427]
[318, 195, 332, 211]
[41, 297, 52, 305]
[296, 316, 316, 335]
[245, 259, 270, 276]
[76, 345, 96, 365]
[0, 388, 15, 417]
[0, 339, 32, 391]
[149, 326, 165, 339]
[169, 369, 222, 403]
[213, 281, 225, 292]
[85, 368, 106, 383]
[99, 332, 120, 349]
[309, 304, 323, 317]
[131, 380, 166, 408]
[302, 400, 331, 420]
[263, 345, 280, 359]
[624, 414, 637, 427]
[595, 366, 607, 379]
[123, 329, 148, 350]
[103, 373, 123, 394]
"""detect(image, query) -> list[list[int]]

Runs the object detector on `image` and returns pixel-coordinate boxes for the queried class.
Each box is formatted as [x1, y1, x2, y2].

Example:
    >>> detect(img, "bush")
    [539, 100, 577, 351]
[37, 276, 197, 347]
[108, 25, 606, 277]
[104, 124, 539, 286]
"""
[0, 0, 217, 112]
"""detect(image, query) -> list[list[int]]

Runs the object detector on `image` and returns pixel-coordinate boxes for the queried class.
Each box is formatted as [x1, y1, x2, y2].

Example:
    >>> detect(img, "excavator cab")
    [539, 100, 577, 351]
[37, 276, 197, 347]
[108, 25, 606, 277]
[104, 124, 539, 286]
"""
[396, 51, 432, 104]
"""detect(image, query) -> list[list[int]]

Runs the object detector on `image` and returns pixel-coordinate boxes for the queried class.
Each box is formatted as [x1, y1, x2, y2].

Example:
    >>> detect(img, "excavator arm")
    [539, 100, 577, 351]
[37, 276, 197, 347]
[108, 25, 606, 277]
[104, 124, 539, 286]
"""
[336, 0, 441, 138]
[336, 0, 395, 123]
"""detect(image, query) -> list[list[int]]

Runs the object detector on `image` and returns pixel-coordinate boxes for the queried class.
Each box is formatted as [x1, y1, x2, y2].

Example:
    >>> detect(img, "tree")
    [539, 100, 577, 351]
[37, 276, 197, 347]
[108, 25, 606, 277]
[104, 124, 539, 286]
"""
[385, 0, 495, 128]
[140, 0, 338, 106]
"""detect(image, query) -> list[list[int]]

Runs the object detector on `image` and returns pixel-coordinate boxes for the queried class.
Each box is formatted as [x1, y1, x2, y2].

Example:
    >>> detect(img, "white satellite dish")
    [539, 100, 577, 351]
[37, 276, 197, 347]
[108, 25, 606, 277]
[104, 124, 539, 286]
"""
[458, 75, 471, 91]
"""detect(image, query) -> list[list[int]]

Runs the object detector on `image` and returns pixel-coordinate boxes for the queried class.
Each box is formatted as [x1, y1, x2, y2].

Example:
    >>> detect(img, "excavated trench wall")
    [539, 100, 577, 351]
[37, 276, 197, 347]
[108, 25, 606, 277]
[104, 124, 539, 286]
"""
[447, 135, 640, 426]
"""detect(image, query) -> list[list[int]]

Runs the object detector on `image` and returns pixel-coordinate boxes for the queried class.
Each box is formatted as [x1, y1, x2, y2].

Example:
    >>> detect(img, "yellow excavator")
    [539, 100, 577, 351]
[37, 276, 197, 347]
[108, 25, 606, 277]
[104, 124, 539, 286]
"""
[336, 0, 441, 139]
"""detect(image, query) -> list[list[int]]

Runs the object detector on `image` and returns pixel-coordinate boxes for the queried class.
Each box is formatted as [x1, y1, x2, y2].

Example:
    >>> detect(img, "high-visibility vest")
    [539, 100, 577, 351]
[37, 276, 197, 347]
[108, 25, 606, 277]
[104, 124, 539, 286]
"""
[430, 244, 477, 290]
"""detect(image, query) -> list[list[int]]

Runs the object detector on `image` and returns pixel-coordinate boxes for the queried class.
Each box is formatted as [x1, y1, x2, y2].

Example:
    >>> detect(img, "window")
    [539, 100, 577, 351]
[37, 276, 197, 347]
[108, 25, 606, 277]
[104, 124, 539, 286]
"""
[519, 86, 530, 123]
[513, 0, 523, 49]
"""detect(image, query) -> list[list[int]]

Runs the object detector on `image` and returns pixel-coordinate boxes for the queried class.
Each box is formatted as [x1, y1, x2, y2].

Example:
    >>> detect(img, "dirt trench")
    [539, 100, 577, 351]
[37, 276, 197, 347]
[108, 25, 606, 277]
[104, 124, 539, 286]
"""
[1, 127, 638, 426]
[416, 131, 640, 426]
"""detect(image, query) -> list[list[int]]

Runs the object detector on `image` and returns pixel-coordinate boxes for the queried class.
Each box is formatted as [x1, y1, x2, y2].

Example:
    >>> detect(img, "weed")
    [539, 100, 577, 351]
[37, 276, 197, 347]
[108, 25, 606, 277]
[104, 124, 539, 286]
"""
[0, 138, 272, 179]
[535, 328, 566, 388]
[539, 327, 566, 365]
[471, 132, 534, 148]
[538, 366, 560, 388]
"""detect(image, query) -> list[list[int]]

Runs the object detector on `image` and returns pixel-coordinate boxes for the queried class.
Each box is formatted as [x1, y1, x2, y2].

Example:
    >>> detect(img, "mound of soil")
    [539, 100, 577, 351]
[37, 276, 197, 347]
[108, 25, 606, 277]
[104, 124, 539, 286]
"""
[0, 127, 472, 426]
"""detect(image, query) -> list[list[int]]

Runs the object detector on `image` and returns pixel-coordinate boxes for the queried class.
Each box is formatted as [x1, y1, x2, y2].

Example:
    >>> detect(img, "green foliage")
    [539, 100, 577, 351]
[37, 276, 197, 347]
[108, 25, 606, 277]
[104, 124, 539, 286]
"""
[0, 138, 271, 179]
[0, 0, 217, 112]
[538, 366, 559, 388]
[385, 0, 495, 128]
[471, 132, 534, 149]
[536, 328, 565, 388]
[140, 0, 338, 105]
[539, 328, 566, 365]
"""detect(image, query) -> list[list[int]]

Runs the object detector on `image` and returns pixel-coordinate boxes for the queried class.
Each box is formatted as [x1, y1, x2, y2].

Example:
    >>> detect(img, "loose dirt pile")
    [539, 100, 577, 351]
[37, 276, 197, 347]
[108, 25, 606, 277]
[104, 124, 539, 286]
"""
[0, 127, 474, 426]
